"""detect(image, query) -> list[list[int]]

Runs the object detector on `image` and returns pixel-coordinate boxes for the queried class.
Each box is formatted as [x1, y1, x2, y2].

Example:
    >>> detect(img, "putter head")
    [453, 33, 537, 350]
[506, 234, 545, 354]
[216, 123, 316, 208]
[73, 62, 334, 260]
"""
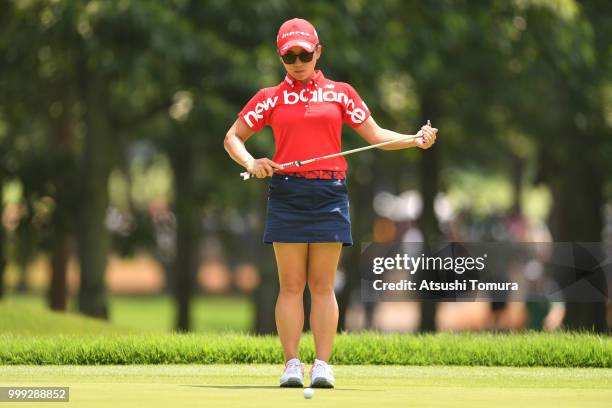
[240, 171, 251, 180]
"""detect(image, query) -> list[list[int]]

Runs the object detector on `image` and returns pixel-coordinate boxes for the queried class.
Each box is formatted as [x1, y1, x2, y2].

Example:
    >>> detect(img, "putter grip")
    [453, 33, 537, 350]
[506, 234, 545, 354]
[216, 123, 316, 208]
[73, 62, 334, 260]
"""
[240, 171, 251, 180]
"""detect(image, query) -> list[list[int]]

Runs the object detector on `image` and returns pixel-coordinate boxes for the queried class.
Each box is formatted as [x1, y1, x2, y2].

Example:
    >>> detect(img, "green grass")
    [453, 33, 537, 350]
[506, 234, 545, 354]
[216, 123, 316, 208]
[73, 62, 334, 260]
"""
[1, 331, 610, 367]
[0, 299, 135, 336]
[108, 295, 252, 333]
[1, 298, 610, 367]
[1, 300, 611, 406]
[1, 365, 611, 408]
[2, 293, 253, 333]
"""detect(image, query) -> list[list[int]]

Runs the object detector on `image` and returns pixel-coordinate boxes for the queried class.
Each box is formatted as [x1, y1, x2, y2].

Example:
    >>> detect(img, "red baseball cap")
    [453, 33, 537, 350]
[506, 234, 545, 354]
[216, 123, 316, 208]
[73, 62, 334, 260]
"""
[276, 18, 319, 56]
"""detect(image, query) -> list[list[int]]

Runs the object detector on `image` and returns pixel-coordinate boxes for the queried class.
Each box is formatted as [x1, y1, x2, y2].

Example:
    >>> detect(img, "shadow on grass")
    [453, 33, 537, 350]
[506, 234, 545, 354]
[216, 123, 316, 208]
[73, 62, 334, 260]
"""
[182, 385, 384, 391]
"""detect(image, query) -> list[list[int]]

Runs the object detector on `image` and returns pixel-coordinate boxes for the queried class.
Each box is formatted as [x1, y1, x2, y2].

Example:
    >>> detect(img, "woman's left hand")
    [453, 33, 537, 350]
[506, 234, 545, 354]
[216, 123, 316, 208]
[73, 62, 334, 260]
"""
[415, 125, 438, 149]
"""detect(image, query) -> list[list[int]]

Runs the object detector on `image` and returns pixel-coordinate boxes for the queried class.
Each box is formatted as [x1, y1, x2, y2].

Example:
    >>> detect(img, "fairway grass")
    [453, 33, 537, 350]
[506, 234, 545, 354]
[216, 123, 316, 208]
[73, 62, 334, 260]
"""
[0, 299, 135, 336]
[1, 294, 252, 333]
[1, 365, 610, 408]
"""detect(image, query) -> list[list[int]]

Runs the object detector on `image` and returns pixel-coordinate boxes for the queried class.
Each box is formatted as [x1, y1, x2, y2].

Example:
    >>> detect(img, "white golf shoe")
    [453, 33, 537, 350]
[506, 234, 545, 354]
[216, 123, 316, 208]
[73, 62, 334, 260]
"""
[279, 358, 304, 387]
[309, 359, 335, 388]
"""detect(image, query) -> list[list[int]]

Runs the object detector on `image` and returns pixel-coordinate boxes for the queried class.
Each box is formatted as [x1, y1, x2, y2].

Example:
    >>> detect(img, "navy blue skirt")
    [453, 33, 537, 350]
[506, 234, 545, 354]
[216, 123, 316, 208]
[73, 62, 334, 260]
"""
[264, 173, 352, 246]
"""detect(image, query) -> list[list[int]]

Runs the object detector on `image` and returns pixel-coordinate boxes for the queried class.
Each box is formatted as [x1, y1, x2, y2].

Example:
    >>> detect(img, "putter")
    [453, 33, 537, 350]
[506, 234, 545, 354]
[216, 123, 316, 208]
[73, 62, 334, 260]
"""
[240, 120, 432, 180]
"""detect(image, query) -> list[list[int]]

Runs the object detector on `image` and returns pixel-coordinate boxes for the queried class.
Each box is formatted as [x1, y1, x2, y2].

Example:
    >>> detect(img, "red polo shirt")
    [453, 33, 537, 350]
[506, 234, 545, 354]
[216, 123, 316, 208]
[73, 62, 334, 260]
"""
[238, 70, 370, 174]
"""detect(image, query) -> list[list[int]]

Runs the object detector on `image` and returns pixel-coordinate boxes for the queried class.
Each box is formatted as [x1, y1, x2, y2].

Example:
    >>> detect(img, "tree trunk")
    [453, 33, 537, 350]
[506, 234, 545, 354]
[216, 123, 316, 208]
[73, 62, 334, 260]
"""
[48, 233, 70, 311]
[253, 255, 279, 334]
[76, 86, 112, 319]
[48, 115, 77, 312]
[15, 215, 34, 294]
[510, 153, 524, 215]
[303, 285, 312, 331]
[531, 14, 609, 332]
[548, 145, 607, 332]
[337, 165, 375, 331]
[169, 130, 198, 333]
[253, 200, 279, 334]
[418, 94, 440, 333]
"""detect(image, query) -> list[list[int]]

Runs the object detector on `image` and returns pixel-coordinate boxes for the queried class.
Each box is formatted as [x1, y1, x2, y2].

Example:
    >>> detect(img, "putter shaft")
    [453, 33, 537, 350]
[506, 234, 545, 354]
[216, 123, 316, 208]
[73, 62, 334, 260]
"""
[240, 120, 432, 180]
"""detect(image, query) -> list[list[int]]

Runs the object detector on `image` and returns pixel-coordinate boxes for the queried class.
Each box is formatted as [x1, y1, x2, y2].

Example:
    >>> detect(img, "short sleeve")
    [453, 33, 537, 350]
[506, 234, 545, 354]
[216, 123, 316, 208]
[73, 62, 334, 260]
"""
[342, 84, 371, 128]
[238, 89, 277, 133]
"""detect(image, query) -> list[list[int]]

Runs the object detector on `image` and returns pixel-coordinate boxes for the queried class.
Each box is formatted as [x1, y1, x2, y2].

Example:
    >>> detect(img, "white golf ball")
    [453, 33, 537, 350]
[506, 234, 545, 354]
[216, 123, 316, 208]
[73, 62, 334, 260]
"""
[303, 387, 314, 399]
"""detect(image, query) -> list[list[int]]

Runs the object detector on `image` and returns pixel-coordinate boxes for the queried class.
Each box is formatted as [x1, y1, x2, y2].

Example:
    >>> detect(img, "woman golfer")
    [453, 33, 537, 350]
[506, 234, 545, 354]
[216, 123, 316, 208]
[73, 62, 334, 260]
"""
[224, 18, 437, 388]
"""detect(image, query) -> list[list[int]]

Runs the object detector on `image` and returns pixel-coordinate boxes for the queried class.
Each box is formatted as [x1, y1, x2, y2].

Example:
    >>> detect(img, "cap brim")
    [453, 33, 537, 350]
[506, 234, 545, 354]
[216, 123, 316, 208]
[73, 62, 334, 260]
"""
[279, 40, 316, 55]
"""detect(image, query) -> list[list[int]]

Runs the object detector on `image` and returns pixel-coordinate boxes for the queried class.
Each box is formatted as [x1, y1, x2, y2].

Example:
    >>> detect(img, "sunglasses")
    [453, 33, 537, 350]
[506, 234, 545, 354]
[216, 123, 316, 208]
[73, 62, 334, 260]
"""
[280, 44, 319, 64]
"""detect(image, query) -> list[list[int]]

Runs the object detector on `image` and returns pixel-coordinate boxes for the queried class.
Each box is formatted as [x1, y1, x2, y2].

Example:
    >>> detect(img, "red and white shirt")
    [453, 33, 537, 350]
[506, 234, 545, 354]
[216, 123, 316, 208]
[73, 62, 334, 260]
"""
[238, 70, 371, 173]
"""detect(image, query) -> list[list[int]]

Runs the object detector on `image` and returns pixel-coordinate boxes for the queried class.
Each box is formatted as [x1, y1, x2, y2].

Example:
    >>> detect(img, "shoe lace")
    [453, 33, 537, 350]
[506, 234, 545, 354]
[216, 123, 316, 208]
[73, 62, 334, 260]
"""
[310, 362, 329, 378]
[285, 361, 303, 376]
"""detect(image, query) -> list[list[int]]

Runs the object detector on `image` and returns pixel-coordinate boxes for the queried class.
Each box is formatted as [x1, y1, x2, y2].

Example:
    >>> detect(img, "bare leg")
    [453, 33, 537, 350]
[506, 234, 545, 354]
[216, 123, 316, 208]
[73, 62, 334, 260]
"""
[273, 242, 308, 363]
[307, 242, 342, 362]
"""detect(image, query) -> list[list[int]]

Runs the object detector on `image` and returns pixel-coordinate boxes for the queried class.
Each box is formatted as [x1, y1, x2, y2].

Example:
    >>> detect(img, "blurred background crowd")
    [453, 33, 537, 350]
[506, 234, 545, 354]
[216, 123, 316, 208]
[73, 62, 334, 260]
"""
[0, 0, 610, 334]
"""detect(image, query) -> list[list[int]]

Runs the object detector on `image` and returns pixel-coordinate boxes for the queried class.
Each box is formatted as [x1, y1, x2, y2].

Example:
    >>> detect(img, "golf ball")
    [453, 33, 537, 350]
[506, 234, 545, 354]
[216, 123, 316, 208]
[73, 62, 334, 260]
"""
[303, 387, 314, 399]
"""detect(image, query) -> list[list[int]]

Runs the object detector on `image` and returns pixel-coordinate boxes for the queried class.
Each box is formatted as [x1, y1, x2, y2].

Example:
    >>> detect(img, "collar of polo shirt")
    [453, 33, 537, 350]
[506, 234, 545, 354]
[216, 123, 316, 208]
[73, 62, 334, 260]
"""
[284, 69, 325, 89]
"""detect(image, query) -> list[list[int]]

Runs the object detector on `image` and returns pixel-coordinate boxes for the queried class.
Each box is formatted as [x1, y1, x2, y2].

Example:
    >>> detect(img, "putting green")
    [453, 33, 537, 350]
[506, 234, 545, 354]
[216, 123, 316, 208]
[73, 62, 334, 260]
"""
[1, 365, 611, 407]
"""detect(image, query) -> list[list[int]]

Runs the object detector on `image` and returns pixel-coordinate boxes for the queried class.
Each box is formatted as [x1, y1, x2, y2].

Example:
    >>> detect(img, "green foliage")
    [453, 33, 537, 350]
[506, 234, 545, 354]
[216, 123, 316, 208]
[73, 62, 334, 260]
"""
[2, 0, 610, 216]
[1, 1, 610, 311]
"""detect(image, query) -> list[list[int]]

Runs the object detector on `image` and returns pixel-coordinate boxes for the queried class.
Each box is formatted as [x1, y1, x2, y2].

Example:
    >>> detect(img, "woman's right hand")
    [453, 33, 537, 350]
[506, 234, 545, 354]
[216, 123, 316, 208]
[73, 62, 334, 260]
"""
[245, 158, 283, 178]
